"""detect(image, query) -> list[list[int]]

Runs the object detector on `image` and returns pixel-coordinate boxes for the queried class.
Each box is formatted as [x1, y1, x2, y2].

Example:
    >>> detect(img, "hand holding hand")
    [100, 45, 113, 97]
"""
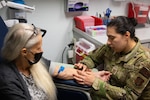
[73, 70, 96, 86]
[73, 70, 112, 86]
[74, 63, 91, 72]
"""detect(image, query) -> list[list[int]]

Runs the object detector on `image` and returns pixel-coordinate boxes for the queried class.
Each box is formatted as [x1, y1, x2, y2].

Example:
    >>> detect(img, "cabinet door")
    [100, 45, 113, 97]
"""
[148, 43, 150, 48]
[142, 43, 150, 48]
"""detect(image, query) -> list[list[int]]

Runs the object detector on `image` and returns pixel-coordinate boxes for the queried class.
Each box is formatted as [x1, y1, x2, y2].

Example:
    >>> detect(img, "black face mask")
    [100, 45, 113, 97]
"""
[27, 52, 43, 65]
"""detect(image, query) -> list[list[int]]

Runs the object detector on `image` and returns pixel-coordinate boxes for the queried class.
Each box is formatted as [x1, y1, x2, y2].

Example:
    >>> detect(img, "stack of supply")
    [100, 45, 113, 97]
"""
[74, 16, 94, 31]
[74, 16, 103, 32]
[75, 38, 95, 63]
[85, 25, 107, 37]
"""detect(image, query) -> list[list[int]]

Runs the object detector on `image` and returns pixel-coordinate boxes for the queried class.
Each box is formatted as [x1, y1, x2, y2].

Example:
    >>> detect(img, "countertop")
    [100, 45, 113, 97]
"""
[73, 26, 150, 46]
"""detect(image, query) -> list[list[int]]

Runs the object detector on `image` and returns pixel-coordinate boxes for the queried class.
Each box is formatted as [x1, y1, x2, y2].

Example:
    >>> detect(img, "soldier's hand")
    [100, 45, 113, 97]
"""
[73, 70, 95, 86]
[93, 71, 112, 82]
[74, 63, 91, 72]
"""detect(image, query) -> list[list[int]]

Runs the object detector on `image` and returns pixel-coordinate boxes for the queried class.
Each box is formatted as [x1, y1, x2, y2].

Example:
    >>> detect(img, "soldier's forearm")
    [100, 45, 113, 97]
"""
[92, 78, 138, 100]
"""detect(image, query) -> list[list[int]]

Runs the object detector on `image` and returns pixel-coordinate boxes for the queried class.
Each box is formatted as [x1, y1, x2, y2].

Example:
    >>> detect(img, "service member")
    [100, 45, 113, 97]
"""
[74, 16, 150, 100]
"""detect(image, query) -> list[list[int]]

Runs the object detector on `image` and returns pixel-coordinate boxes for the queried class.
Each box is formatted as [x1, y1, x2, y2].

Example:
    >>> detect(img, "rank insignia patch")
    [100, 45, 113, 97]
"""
[135, 77, 144, 86]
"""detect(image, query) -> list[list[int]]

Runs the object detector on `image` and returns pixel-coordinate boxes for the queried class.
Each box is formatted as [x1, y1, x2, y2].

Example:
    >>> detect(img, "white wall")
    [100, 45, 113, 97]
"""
[25, 0, 75, 62]
[0, 0, 150, 62]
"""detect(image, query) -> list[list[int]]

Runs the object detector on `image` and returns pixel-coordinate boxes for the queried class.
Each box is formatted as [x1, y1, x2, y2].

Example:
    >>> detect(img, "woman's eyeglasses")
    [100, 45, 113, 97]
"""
[40, 29, 46, 37]
[24, 24, 47, 47]
[32, 24, 47, 37]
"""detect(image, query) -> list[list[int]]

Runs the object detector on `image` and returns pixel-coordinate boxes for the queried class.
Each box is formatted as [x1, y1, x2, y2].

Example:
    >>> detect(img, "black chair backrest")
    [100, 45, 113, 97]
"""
[57, 87, 91, 100]
[54, 78, 92, 100]
[0, 16, 8, 62]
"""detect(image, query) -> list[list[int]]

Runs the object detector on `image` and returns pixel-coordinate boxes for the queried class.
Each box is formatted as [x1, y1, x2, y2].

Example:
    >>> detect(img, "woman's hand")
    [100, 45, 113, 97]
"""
[57, 67, 78, 80]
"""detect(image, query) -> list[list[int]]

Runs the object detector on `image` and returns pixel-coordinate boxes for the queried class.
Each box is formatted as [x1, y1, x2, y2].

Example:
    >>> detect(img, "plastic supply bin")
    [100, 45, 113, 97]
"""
[75, 38, 95, 63]
[91, 16, 103, 26]
[74, 16, 103, 32]
[74, 16, 94, 32]
[85, 25, 107, 37]
[128, 2, 150, 24]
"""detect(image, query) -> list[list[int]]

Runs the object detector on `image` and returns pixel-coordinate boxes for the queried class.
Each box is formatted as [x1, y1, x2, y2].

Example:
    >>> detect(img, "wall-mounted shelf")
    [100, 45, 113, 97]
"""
[0, 0, 35, 12]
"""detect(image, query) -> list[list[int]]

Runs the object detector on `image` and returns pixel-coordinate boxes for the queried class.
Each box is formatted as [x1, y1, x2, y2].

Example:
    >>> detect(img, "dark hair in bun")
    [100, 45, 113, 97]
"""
[107, 16, 137, 38]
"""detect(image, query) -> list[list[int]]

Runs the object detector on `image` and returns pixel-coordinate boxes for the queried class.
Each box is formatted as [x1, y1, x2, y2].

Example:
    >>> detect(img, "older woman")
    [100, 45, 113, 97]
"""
[0, 23, 57, 100]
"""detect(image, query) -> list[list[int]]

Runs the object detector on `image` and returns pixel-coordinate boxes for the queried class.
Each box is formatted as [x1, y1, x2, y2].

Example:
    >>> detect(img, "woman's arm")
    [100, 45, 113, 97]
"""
[0, 81, 29, 100]
[49, 62, 78, 80]
[0, 63, 30, 100]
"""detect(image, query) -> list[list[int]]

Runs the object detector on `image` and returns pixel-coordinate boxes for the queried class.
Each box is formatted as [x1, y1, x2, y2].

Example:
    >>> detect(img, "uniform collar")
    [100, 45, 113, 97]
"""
[115, 37, 141, 63]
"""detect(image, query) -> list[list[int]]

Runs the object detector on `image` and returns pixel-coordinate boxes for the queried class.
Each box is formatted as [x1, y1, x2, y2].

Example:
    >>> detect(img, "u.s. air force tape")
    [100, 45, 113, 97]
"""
[139, 67, 150, 79]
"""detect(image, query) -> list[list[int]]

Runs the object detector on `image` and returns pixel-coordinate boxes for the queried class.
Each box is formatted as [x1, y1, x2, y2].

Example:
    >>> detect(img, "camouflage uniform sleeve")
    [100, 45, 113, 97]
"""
[92, 78, 126, 100]
[79, 45, 109, 69]
[91, 64, 150, 100]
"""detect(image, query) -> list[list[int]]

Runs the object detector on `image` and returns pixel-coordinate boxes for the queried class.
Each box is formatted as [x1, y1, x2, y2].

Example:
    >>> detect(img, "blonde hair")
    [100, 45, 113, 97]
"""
[31, 60, 57, 100]
[1, 23, 37, 61]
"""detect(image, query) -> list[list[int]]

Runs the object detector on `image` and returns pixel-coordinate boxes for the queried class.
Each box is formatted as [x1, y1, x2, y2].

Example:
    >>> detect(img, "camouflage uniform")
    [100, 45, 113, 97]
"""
[80, 37, 150, 100]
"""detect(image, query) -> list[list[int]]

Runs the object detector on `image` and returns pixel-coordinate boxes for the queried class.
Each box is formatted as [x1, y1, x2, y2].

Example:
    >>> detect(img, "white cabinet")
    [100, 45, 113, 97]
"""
[73, 27, 104, 47]
[142, 43, 150, 48]
[135, 27, 150, 48]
